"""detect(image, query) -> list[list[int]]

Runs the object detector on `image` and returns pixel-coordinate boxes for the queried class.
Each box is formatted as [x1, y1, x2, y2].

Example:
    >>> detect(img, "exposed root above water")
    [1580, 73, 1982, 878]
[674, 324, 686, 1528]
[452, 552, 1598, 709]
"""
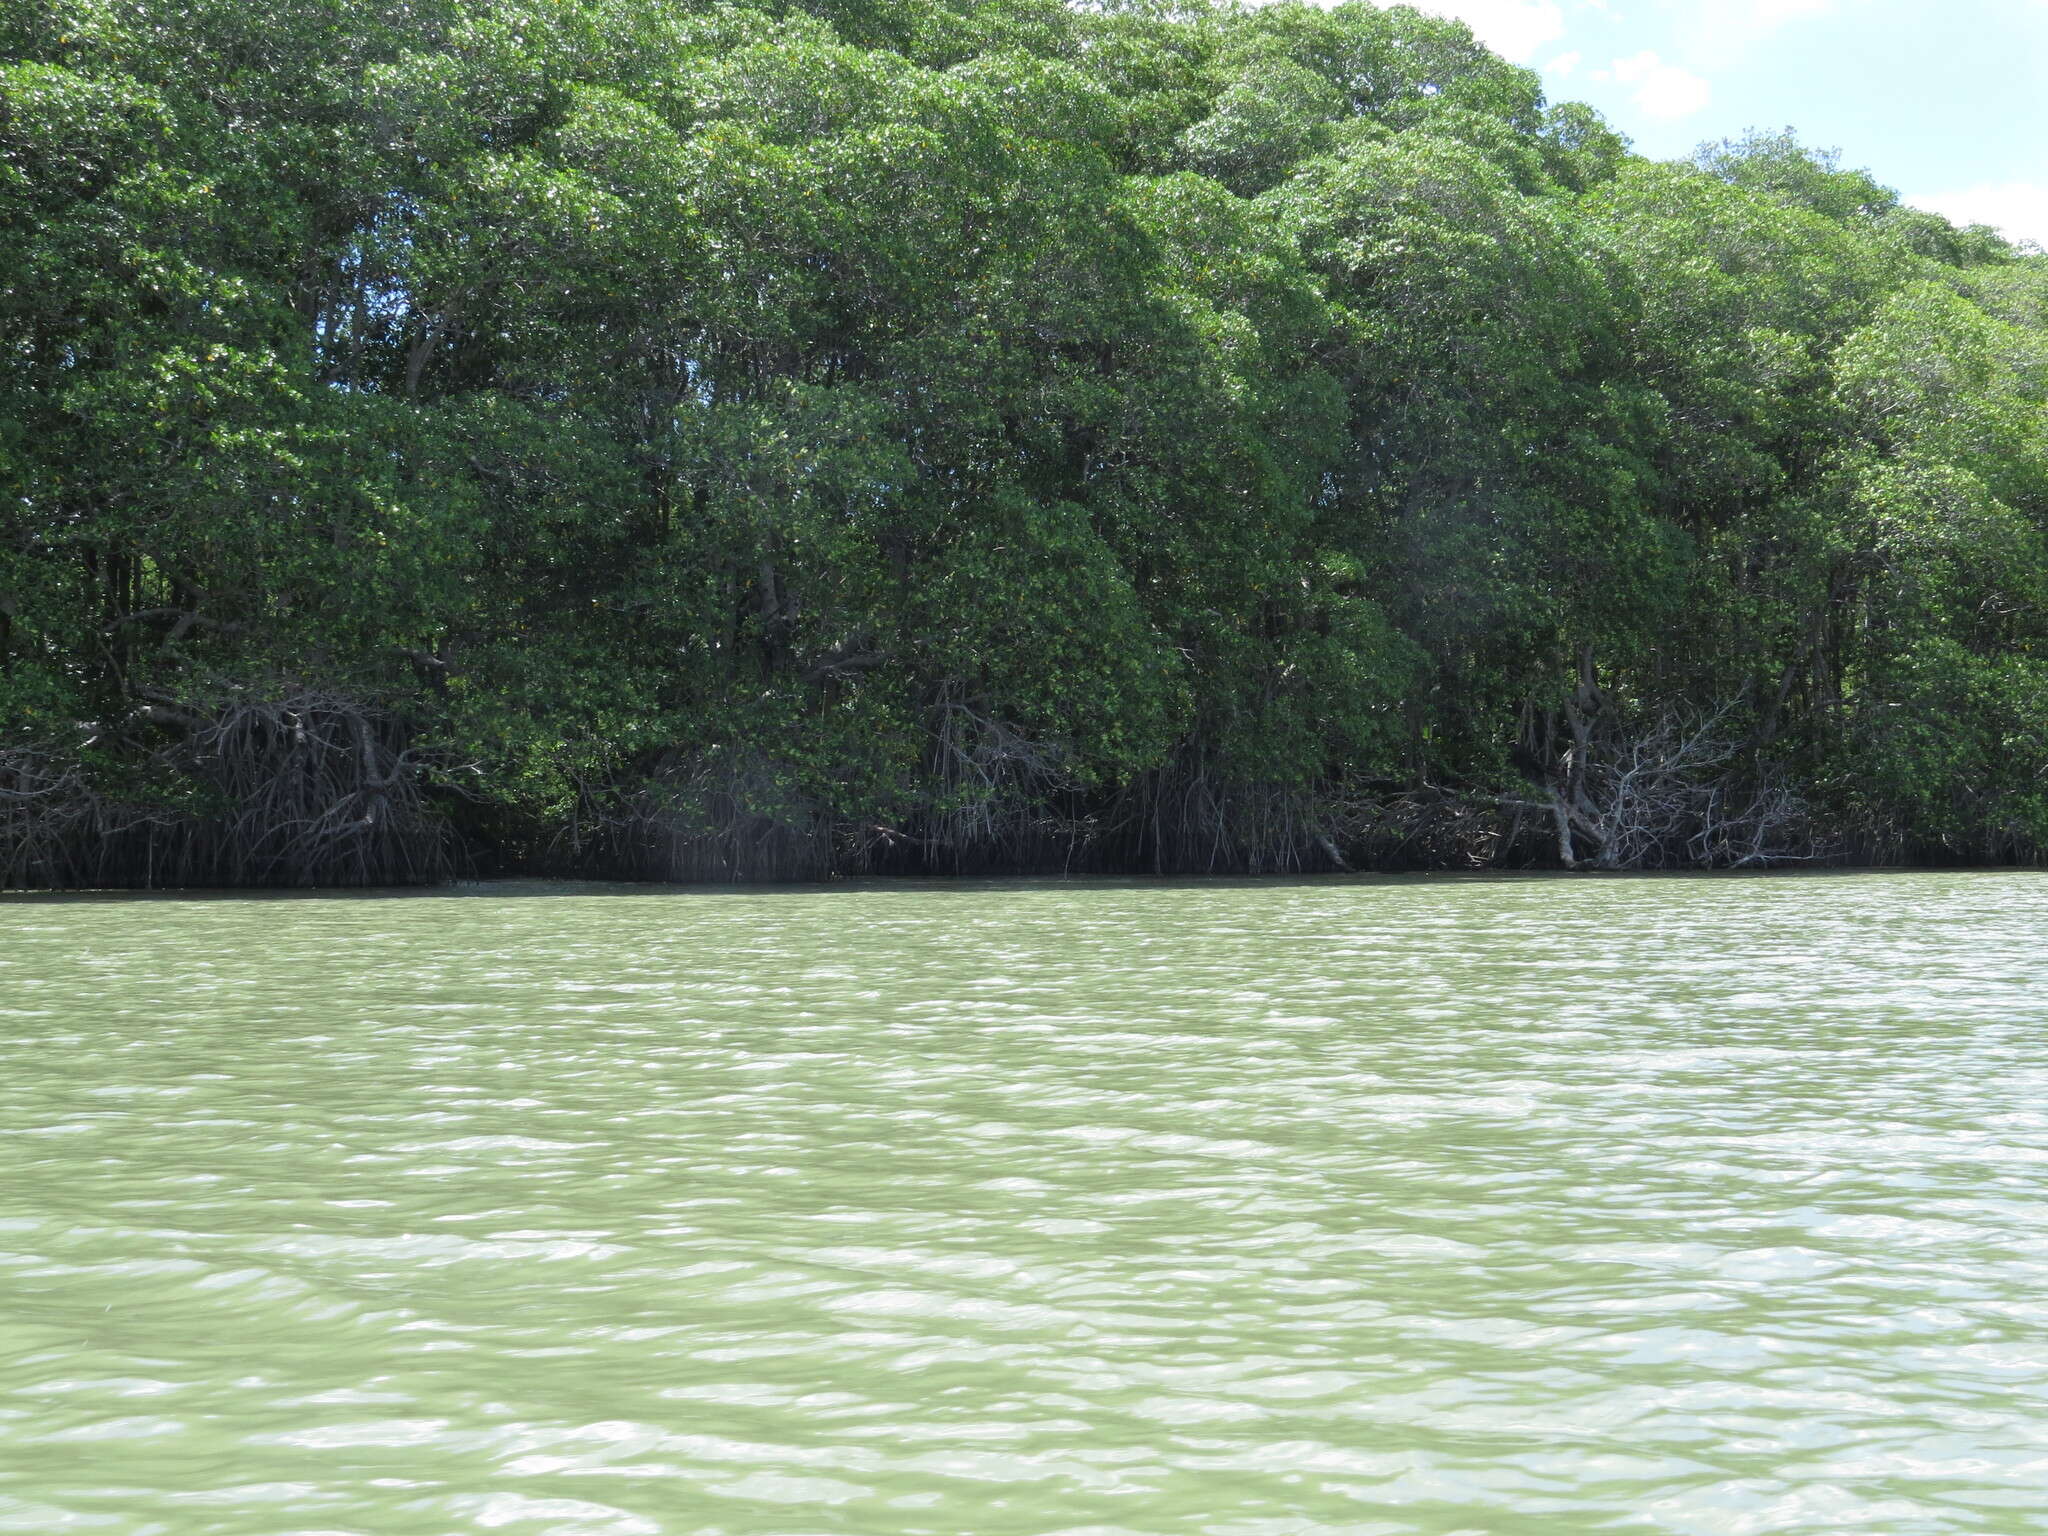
[2, 692, 448, 889]
[1506, 682, 1821, 871]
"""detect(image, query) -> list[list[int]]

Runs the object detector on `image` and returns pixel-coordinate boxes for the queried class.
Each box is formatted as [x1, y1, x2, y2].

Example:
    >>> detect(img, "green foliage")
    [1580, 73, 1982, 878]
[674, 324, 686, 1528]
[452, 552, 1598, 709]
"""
[3, 0, 2043, 882]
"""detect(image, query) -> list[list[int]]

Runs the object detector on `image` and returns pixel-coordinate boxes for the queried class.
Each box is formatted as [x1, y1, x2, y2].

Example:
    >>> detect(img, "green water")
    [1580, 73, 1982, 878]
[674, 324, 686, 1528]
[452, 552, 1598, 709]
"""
[3, 873, 2047, 1535]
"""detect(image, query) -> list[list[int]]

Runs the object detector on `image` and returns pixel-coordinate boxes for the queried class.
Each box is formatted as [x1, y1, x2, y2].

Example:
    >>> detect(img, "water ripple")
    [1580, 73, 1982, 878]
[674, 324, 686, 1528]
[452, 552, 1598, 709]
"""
[2, 872, 2046, 1533]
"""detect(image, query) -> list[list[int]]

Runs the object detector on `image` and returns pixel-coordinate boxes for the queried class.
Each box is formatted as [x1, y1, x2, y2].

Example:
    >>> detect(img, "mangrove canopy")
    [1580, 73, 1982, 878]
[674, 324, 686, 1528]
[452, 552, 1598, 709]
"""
[4, 0, 2047, 883]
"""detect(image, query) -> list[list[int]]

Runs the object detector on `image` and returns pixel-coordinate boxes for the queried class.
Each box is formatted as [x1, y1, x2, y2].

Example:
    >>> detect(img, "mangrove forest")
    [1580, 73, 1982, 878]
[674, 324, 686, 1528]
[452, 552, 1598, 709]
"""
[4, 0, 2047, 885]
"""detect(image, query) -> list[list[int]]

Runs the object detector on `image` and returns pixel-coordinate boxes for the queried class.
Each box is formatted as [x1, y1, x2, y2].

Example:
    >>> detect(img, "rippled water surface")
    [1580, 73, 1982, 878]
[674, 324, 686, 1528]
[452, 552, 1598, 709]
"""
[4, 873, 2048, 1535]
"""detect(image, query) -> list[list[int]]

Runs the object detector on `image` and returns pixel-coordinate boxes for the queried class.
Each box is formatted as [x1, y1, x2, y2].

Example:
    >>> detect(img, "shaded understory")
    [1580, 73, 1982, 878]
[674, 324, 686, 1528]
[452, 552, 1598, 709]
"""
[4, 687, 2027, 888]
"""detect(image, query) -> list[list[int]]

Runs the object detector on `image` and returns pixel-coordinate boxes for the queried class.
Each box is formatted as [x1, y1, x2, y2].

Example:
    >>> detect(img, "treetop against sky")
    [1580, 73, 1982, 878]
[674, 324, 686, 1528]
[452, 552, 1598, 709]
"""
[1299, 0, 2048, 246]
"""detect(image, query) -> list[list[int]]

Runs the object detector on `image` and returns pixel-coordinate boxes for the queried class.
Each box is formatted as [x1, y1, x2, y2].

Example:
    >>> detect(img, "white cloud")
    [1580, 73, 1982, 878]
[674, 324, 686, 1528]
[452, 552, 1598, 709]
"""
[1417, 0, 1568, 61]
[1603, 50, 1712, 119]
[1727, 0, 1835, 26]
[1546, 49, 1584, 77]
[1910, 183, 2048, 249]
[1668, 0, 1841, 64]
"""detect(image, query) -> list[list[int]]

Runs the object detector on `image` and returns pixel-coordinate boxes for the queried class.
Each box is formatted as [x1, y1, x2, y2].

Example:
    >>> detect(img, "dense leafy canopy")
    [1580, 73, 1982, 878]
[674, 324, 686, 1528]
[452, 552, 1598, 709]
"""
[4, 0, 2044, 884]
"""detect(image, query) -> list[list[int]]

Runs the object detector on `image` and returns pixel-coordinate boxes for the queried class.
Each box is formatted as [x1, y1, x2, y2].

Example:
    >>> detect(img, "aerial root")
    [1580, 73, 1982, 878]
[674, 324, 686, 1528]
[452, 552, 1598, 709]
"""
[1, 691, 447, 889]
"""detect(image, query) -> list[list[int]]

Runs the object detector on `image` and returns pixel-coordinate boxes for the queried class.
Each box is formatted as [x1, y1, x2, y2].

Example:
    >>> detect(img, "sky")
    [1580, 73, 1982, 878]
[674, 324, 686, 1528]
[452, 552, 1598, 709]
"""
[1321, 0, 2048, 246]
